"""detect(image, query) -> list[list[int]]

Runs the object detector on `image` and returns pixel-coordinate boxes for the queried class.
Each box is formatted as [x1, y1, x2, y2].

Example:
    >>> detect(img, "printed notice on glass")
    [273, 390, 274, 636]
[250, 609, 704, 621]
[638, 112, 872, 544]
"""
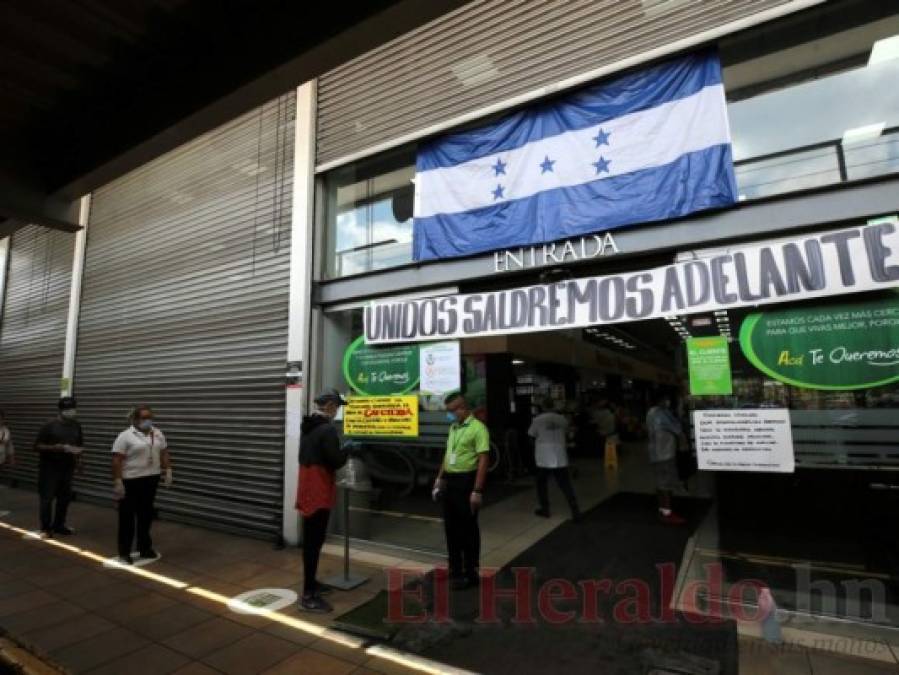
[344, 396, 419, 438]
[693, 409, 794, 473]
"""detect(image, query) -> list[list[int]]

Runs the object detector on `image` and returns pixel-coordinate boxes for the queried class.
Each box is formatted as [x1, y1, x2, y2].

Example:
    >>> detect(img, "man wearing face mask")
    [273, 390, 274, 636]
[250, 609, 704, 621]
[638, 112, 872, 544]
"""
[433, 392, 490, 590]
[296, 388, 348, 613]
[34, 397, 84, 538]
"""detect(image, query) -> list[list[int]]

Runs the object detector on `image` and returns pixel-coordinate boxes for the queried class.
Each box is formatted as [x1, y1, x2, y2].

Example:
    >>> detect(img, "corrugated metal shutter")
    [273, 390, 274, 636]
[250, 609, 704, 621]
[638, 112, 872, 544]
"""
[73, 93, 295, 538]
[0, 225, 74, 487]
[316, 0, 805, 166]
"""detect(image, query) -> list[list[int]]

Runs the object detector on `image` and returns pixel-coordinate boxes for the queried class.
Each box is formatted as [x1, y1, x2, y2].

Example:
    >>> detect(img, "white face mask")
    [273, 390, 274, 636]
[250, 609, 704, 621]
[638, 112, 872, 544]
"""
[60, 409, 77, 419]
[138, 419, 153, 431]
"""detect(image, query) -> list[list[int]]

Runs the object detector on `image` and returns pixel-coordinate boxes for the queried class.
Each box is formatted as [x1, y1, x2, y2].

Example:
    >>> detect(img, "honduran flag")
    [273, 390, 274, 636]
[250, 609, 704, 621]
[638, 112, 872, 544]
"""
[412, 51, 738, 262]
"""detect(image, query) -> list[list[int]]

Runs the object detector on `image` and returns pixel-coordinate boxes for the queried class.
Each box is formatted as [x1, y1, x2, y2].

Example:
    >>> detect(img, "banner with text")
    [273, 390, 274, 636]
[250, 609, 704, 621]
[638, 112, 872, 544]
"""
[365, 222, 899, 344]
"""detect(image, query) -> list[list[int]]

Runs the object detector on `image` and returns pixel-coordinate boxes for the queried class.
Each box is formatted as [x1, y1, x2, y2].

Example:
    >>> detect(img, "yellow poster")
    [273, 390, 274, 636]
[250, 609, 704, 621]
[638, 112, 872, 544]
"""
[344, 395, 419, 437]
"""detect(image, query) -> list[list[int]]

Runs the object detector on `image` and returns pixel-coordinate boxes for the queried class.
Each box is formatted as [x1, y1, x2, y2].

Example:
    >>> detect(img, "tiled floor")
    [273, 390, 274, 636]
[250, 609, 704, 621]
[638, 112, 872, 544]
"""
[3, 467, 898, 675]
[0, 486, 436, 675]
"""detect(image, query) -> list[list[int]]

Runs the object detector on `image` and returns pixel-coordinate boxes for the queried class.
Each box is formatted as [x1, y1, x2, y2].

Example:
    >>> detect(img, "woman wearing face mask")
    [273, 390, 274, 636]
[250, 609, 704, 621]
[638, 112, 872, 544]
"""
[111, 405, 172, 564]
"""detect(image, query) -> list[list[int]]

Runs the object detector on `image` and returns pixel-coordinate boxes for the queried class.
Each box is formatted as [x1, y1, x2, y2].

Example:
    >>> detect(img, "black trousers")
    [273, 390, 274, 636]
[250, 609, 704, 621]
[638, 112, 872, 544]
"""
[302, 508, 331, 595]
[118, 475, 159, 557]
[536, 467, 581, 518]
[38, 461, 74, 531]
[442, 471, 480, 581]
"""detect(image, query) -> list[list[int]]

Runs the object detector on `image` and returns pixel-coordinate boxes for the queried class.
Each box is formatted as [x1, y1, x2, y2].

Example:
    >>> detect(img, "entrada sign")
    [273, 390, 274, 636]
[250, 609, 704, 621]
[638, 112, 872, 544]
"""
[740, 295, 899, 390]
[494, 233, 619, 273]
[365, 222, 899, 344]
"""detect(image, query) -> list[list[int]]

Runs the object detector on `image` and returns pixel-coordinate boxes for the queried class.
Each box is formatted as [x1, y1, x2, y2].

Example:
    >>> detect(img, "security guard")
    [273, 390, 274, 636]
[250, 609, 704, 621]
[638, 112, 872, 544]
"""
[432, 392, 489, 590]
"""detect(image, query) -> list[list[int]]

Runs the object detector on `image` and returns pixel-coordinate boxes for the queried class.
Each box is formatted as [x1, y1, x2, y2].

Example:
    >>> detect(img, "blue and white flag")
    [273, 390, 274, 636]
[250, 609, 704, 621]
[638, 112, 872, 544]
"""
[413, 51, 738, 261]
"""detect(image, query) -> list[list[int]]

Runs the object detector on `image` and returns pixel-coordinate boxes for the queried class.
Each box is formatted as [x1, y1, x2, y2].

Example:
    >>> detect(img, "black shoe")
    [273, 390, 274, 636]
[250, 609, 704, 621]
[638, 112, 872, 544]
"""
[117, 554, 133, 565]
[138, 549, 159, 559]
[534, 508, 550, 518]
[53, 525, 76, 536]
[571, 512, 583, 523]
[299, 594, 333, 613]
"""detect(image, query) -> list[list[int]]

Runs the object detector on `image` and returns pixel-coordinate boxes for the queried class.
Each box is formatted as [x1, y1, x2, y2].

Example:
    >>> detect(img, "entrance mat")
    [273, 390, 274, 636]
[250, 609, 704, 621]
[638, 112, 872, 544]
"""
[333, 589, 423, 641]
[339, 492, 738, 675]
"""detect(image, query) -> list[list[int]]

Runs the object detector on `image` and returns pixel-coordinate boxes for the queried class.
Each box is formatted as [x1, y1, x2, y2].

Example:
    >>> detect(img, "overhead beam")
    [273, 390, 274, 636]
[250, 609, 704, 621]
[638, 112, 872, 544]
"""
[57, 0, 468, 200]
[0, 173, 80, 232]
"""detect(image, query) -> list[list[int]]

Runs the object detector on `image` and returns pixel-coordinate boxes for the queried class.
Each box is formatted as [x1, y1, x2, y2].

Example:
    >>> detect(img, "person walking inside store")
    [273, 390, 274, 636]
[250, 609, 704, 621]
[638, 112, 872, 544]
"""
[297, 388, 348, 613]
[591, 395, 617, 455]
[528, 399, 581, 522]
[646, 392, 688, 525]
[34, 397, 84, 538]
[433, 392, 490, 590]
[111, 405, 173, 564]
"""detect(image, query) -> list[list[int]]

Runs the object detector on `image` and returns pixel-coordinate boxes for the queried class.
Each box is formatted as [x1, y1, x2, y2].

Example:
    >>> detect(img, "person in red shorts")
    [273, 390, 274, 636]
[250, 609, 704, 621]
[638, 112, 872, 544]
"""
[297, 388, 348, 613]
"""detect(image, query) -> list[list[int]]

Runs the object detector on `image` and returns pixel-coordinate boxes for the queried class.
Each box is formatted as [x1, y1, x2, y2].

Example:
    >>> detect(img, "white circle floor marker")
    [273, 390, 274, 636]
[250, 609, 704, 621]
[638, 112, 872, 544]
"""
[228, 588, 298, 615]
[103, 551, 162, 569]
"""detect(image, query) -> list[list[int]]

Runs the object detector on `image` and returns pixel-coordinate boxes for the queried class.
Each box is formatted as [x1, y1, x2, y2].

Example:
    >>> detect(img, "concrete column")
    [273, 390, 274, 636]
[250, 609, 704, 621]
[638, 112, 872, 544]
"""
[61, 195, 91, 397]
[282, 81, 317, 545]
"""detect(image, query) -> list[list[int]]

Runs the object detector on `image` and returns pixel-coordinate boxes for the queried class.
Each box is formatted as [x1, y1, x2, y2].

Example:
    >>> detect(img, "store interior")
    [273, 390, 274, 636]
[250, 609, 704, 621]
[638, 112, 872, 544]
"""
[319, 289, 899, 638]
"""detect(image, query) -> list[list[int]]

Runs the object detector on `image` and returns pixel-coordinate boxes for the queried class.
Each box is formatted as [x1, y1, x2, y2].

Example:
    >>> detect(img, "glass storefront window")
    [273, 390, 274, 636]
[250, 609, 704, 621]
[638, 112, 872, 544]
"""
[318, 3, 899, 279]
[322, 149, 415, 279]
[316, 285, 899, 638]
[723, 4, 899, 199]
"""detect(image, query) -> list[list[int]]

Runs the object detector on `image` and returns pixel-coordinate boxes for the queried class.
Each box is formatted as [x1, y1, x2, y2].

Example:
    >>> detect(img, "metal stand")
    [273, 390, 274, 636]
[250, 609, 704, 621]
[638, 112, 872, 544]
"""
[323, 484, 369, 591]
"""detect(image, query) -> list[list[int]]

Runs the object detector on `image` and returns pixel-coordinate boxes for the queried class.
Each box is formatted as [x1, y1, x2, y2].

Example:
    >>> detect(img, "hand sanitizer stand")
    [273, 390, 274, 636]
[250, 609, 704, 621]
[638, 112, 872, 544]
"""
[323, 456, 371, 591]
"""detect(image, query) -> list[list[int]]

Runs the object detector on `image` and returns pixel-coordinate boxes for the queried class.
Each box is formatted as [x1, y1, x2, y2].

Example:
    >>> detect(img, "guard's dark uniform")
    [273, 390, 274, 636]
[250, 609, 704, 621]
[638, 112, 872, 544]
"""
[442, 415, 489, 583]
[35, 419, 83, 532]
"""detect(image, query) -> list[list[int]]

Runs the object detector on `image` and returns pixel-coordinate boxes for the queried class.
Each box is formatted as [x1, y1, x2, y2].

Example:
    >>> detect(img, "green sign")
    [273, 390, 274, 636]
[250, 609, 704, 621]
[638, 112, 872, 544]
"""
[342, 335, 420, 396]
[739, 295, 899, 390]
[686, 336, 733, 395]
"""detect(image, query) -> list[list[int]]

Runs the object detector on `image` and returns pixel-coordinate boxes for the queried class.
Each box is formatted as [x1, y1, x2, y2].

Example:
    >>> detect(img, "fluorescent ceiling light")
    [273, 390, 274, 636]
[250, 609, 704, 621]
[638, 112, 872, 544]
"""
[842, 122, 885, 145]
[512, 359, 525, 365]
[869, 35, 899, 66]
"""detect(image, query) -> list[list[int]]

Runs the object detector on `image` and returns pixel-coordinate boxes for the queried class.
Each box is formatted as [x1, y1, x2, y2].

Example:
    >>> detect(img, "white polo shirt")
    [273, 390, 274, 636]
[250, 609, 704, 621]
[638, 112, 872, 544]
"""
[112, 426, 167, 479]
[528, 412, 569, 468]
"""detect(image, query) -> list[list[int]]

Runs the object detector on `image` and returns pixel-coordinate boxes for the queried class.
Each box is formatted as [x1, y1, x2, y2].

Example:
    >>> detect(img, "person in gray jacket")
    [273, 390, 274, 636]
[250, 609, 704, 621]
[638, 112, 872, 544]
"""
[646, 392, 687, 525]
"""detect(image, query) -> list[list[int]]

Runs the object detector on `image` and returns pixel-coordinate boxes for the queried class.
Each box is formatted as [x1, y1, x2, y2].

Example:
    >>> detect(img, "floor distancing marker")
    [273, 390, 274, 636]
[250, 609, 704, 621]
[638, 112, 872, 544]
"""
[227, 588, 297, 615]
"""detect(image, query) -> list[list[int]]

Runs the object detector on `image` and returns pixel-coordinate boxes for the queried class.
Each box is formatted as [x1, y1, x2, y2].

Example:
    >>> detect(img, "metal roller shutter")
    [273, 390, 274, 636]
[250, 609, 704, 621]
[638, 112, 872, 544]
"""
[73, 93, 295, 538]
[316, 0, 808, 166]
[0, 225, 75, 488]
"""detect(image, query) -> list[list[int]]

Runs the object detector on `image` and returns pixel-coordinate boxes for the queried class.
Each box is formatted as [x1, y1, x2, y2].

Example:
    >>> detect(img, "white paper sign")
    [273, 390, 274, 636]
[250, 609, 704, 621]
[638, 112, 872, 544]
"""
[420, 341, 461, 394]
[694, 408, 794, 473]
